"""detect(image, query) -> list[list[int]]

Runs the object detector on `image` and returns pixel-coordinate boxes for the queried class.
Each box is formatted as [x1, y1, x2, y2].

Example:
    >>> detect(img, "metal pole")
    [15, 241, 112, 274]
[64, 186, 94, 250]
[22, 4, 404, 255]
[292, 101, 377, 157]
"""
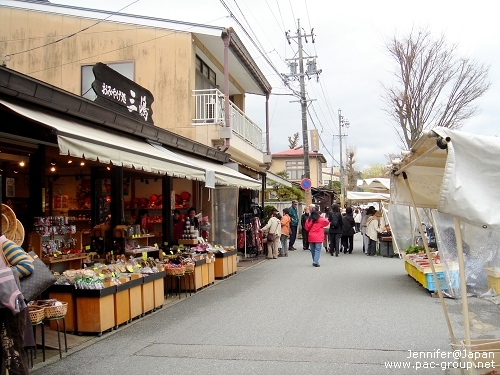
[338, 109, 343, 207]
[297, 19, 312, 206]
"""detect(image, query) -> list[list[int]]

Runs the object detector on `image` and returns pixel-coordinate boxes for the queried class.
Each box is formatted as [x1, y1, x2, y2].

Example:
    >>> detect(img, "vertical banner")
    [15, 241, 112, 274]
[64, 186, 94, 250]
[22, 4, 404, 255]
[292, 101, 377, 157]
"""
[310, 129, 319, 152]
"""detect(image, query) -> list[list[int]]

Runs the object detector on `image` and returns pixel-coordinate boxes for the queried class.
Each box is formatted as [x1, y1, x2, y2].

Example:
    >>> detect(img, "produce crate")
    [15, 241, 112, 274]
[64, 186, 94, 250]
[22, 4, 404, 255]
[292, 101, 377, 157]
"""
[424, 270, 459, 291]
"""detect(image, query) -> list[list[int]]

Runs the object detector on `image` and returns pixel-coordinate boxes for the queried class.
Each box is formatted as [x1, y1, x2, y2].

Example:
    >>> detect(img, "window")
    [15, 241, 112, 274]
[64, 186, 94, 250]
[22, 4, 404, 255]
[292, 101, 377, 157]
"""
[285, 160, 304, 180]
[195, 55, 216, 90]
[81, 62, 134, 100]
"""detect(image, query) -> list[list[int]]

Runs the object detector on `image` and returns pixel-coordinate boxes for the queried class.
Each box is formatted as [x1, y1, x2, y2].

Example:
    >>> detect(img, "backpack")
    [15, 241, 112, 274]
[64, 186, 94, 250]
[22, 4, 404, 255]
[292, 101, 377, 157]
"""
[329, 212, 340, 229]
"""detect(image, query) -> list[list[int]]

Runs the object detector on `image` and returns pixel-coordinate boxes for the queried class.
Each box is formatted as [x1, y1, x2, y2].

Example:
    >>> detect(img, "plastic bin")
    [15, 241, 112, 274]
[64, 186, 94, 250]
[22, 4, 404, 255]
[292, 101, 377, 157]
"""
[379, 241, 394, 257]
[425, 270, 459, 291]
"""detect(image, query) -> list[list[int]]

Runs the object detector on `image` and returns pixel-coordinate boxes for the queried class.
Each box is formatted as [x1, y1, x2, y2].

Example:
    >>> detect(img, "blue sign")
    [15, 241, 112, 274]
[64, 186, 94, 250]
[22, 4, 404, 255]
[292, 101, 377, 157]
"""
[300, 178, 312, 190]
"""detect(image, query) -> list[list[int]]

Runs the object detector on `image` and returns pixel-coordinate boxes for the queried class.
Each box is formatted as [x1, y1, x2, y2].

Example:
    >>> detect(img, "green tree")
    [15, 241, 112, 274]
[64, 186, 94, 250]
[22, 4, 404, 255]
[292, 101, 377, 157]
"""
[361, 164, 387, 179]
[266, 170, 304, 201]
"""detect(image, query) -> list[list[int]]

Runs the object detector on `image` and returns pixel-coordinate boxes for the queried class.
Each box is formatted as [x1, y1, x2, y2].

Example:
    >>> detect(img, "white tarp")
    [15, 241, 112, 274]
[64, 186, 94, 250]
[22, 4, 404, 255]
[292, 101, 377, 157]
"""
[357, 178, 390, 190]
[347, 191, 390, 202]
[391, 127, 500, 232]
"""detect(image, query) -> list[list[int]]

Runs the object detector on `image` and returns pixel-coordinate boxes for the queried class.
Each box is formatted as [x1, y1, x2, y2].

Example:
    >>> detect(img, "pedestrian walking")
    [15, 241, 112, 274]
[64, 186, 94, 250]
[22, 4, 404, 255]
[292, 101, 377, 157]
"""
[300, 206, 311, 250]
[353, 208, 362, 233]
[304, 209, 330, 267]
[328, 204, 343, 257]
[261, 209, 281, 259]
[321, 206, 331, 253]
[280, 208, 291, 257]
[288, 200, 299, 250]
[341, 207, 356, 254]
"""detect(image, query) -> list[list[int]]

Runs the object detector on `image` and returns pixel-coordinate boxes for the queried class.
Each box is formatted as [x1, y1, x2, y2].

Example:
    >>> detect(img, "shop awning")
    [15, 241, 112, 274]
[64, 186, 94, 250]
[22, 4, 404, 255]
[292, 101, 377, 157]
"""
[149, 143, 262, 190]
[265, 171, 292, 187]
[0, 99, 206, 180]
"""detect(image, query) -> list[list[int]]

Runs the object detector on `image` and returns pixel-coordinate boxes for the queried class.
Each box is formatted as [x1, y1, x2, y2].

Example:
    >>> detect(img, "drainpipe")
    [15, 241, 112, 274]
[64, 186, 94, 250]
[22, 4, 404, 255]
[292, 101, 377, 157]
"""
[266, 91, 270, 156]
[221, 28, 232, 152]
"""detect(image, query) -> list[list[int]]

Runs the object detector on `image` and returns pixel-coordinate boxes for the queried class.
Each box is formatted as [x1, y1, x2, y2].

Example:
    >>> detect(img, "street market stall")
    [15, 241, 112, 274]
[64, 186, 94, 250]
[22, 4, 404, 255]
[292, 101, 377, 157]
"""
[390, 127, 500, 373]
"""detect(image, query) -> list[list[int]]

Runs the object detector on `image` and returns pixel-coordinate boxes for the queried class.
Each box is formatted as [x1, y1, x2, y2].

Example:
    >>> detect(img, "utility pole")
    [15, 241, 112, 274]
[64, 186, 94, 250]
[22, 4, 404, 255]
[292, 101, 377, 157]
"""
[283, 19, 322, 206]
[338, 109, 349, 207]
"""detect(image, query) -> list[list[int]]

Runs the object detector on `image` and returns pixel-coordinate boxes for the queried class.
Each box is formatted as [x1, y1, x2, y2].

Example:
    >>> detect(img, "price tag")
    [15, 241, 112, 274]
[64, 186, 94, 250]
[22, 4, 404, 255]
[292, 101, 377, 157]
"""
[142, 252, 147, 260]
[127, 266, 134, 272]
[85, 245, 91, 250]
[164, 242, 168, 246]
[99, 237, 103, 240]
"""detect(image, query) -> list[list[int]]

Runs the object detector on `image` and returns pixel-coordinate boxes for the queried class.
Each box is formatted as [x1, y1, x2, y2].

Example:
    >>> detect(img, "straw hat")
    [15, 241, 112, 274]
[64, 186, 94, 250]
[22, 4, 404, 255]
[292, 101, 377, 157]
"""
[12, 219, 25, 246]
[1, 203, 17, 239]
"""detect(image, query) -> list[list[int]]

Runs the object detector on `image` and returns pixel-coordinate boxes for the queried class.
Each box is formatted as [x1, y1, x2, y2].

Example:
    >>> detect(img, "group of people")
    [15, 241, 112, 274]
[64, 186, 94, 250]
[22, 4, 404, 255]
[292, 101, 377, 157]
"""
[263, 202, 384, 268]
[261, 200, 300, 259]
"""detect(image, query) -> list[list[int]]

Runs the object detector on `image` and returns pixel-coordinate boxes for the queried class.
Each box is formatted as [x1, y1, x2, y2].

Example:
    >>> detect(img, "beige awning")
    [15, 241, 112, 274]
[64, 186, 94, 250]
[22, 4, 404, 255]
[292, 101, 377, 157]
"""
[0, 99, 206, 180]
[265, 171, 292, 187]
[149, 142, 262, 190]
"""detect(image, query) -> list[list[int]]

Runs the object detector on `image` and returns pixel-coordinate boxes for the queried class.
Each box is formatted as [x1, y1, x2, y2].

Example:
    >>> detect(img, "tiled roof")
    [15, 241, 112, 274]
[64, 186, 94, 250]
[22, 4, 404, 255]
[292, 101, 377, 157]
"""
[272, 147, 327, 162]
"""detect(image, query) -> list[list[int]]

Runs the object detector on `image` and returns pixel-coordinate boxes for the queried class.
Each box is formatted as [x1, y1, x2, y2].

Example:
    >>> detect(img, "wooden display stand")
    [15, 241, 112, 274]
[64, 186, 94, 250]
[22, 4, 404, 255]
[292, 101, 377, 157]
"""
[128, 276, 144, 320]
[114, 284, 131, 327]
[141, 278, 155, 314]
[47, 285, 76, 332]
[214, 249, 237, 279]
[75, 286, 116, 334]
[31, 232, 87, 272]
[145, 271, 166, 309]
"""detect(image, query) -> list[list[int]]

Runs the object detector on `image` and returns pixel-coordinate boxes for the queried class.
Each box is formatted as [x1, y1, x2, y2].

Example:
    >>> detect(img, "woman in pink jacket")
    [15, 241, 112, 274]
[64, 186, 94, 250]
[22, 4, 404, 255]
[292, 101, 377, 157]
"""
[304, 209, 330, 267]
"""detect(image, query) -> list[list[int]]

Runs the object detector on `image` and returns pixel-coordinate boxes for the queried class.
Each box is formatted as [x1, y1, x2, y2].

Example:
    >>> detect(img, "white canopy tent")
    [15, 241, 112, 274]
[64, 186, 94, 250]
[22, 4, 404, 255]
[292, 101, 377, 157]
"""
[347, 191, 390, 202]
[357, 178, 391, 191]
[391, 127, 500, 371]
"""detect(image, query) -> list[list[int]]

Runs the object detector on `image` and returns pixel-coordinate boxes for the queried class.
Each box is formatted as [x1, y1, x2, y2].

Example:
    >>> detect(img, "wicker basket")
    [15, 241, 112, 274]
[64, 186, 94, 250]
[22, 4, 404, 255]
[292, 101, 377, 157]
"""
[44, 302, 68, 319]
[28, 305, 45, 324]
[184, 263, 195, 273]
[165, 267, 185, 276]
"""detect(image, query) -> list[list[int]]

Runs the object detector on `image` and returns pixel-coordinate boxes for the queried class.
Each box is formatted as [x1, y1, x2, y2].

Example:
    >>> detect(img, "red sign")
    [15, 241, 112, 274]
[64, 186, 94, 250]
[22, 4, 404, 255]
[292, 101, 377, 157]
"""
[300, 178, 312, 190]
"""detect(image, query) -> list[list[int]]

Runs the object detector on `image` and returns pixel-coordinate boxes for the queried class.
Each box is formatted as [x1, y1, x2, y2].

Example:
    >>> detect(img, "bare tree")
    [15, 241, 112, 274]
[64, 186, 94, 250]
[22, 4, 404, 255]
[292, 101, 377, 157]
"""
[382, 28, 490, 149]
[345, 146, 358, 192]
[288, 132, 300, 149]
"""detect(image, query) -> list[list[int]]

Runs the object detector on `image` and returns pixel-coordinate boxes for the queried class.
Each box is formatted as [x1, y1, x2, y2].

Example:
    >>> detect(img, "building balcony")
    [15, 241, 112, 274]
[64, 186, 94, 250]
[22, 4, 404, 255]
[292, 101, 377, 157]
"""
[192, 89, 265, 152]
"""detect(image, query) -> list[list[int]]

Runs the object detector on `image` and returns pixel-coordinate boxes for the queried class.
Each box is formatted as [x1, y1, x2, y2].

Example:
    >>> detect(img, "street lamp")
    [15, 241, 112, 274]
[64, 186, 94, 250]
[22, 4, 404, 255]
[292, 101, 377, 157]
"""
[338, 109, 350, 207]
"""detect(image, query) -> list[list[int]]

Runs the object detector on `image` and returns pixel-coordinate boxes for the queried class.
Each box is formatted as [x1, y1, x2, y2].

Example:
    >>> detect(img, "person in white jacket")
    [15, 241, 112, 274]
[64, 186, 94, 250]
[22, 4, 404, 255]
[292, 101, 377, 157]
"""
[261, 209, 282, 259]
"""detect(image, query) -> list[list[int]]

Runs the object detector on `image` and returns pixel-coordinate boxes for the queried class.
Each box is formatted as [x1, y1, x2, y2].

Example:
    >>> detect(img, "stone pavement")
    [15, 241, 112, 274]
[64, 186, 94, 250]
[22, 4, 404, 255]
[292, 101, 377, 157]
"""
[30, 235, 500, 375]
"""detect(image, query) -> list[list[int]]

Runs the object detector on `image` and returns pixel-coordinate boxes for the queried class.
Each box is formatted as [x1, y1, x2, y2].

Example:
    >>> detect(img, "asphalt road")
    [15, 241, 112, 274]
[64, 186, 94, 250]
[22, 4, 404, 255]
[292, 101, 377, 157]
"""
[33, 235, 497, 375]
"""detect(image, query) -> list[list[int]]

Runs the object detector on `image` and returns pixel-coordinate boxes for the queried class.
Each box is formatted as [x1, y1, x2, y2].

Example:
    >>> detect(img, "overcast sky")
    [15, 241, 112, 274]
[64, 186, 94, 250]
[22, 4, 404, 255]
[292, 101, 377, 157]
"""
[51, 0, 500, 171]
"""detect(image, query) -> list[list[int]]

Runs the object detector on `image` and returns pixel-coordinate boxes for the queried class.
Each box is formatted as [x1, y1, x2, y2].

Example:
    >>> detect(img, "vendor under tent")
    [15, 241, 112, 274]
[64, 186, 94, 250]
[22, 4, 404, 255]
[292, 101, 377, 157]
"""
[390, 127, 500, 373]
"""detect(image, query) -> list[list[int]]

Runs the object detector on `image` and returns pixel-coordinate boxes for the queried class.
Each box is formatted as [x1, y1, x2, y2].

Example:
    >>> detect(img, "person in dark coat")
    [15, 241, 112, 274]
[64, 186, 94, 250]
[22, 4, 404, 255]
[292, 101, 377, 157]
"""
[341, 207, 356, 254]
[328, 204, 343, 257]
[300, 206, 311, 250]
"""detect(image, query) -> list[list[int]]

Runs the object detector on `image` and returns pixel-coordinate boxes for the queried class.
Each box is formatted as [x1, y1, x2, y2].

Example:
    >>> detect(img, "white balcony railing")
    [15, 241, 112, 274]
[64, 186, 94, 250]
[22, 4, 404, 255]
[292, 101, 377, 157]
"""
[192, 89, 265, 151]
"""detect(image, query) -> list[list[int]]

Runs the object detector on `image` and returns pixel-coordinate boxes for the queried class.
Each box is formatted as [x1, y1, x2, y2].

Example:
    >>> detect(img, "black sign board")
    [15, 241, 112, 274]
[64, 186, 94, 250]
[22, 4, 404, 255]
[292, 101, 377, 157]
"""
[91, 62, 154, 124]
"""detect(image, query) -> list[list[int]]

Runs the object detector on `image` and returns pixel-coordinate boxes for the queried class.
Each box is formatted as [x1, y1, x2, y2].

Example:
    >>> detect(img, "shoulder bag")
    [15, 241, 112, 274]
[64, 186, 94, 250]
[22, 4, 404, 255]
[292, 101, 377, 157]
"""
[20, 251, 57, 302]
[1, 248, 57, 302]
[267, 219, 279, 242]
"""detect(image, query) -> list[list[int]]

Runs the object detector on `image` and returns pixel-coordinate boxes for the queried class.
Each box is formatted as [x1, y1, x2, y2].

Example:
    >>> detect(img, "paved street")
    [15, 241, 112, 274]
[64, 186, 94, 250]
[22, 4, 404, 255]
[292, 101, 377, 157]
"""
[32, 235, 500, 375]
